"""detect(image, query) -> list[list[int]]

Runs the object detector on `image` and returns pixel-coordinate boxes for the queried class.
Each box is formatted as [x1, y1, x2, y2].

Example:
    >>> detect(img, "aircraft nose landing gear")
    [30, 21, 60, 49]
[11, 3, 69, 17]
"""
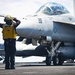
[45, 41, 63, 66]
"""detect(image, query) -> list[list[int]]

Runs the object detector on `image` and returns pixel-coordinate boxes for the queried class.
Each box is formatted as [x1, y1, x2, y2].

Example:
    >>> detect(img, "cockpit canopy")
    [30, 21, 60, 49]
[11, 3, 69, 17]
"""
[36, 2, 69, 15]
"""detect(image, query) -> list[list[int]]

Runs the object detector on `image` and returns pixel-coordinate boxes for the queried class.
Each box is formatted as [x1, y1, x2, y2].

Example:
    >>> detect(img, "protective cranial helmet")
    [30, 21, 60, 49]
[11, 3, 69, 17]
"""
[4, 15, 13, 22]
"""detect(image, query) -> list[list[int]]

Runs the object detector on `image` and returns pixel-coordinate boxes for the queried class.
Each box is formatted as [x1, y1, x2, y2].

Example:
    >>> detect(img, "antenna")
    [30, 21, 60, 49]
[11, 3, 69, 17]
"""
[73, 0, 75, 15]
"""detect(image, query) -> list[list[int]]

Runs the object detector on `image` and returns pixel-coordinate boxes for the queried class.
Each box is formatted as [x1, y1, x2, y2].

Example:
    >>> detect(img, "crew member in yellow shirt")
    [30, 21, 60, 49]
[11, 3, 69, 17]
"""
[0, 15, 21, 69]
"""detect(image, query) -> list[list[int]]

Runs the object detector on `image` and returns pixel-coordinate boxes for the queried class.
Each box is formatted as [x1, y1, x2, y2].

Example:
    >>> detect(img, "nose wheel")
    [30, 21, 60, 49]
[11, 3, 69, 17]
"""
[46, 55, 51, 66]
[46, 54, 64, 66]
[53, 55, 64, 65]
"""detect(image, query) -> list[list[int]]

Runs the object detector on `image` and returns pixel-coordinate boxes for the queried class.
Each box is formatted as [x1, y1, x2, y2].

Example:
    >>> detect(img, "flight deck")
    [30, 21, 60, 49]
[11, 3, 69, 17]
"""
[0, 62, 75, 75]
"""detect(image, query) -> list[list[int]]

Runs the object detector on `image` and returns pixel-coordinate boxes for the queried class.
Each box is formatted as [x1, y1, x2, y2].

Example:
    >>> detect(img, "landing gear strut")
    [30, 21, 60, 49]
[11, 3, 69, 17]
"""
[45, 41, 64, 66]
[45, 46, 51, 66]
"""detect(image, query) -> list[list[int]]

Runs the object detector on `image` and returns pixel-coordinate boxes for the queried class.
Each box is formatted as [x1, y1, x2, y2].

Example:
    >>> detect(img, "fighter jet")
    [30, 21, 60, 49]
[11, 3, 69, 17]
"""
[16, 2, 75, 65]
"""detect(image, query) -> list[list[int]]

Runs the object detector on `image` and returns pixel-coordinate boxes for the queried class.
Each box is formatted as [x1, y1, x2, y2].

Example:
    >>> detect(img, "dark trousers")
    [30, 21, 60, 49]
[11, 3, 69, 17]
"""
[4, 39, 16, 69]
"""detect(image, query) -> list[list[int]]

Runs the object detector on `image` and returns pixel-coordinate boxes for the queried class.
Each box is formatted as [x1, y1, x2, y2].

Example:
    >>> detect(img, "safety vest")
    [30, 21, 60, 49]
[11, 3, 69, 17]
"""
[2, 24, 16, 39]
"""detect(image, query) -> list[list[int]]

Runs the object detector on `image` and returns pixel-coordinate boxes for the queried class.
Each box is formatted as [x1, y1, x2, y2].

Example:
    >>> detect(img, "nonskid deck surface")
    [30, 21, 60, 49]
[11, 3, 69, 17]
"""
[0, 62, 75, 75]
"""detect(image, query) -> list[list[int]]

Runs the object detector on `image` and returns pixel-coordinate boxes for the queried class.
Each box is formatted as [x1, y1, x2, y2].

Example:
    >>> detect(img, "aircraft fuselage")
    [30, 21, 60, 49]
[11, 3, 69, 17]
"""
[16, 14, 75, 43]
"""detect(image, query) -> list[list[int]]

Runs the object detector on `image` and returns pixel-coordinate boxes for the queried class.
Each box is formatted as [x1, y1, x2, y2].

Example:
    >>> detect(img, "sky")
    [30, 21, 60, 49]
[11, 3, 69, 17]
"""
[0, 0, 74, 18]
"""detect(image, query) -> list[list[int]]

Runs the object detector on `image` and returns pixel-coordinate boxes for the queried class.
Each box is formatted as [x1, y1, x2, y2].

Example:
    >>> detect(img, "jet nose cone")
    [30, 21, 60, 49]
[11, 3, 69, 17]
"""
[16, 19, 34, 37]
